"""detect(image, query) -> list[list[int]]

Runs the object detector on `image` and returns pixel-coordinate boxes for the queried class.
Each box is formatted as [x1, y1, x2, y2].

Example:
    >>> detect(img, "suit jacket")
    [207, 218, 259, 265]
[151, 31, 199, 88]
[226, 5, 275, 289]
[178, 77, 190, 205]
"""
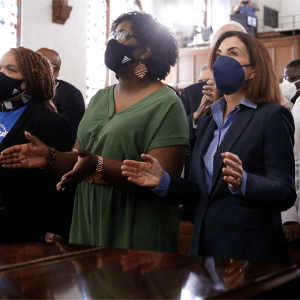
[180, 81, 206, 116]
[53, 79, 85, 141]
[0, 100, 75, 242]
[163, 102, 296, 264]
[180, 82, 207, 185]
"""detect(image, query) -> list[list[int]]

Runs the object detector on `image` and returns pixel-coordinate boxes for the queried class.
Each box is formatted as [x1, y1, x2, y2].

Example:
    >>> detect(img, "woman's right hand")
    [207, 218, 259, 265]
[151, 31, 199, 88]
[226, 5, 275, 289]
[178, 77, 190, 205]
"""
[121, 153, 164, 188]
[0, 131, 50, 169]
[56, 149, 98, 190]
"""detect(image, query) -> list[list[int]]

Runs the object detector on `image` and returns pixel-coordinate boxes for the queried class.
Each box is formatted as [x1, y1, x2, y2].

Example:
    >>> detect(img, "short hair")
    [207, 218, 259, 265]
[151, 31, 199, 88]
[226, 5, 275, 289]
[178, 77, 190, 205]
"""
[111, 11, 179, 80]
[200, 64, 209, 72]
[225, 21, 247, 33]
[286, 59, 300, 69]
[210, 21, 247, 44]
[10, 47, 57, 112]
[209, 31, 281, 105]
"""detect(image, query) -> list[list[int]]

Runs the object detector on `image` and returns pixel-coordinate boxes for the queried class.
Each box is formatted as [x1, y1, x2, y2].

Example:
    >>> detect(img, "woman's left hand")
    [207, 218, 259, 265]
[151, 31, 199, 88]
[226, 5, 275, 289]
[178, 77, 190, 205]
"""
[56, 149, 98, 190]
[221, 152, 243, 189]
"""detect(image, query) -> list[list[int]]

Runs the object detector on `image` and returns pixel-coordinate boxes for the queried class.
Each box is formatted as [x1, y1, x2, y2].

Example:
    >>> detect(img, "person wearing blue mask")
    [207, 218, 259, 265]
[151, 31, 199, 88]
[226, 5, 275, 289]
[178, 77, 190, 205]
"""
[121, 31, 296, 264]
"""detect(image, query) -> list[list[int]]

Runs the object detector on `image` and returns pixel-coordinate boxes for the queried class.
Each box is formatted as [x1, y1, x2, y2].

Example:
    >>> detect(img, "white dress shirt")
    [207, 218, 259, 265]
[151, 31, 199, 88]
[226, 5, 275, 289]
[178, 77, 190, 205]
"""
[282, 97, 299, 224]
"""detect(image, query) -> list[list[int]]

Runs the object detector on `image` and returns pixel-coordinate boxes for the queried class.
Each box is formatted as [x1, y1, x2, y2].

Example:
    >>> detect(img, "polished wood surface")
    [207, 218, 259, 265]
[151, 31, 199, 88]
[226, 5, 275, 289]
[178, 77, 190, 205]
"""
[0, 243, 103, 271]
[0, 243, 300, 299]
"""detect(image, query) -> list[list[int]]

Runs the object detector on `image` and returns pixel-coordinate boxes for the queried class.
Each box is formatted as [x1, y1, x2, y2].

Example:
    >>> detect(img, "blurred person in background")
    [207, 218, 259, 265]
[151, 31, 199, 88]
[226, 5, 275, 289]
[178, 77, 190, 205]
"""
[37, 48, 85, 142]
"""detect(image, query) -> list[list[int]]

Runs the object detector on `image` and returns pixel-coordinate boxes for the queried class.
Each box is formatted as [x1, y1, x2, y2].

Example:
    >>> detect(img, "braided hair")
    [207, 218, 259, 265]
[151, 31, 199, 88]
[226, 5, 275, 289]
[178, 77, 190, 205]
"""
[10, 47, 57, 112]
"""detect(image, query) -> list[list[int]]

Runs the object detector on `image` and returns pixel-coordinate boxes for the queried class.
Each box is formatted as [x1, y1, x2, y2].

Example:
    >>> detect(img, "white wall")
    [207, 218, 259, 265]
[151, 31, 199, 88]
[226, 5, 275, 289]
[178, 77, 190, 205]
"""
[281, 0, 300, 30]
[21, 0, 88, 99]
[231, 0, 300, 31]
[281, 0, 300, 17]
[208, 0, 232, 32]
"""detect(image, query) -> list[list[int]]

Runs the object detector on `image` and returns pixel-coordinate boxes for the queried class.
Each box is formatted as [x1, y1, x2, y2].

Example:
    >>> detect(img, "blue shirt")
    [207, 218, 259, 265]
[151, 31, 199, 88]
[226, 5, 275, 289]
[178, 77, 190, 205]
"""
[0, 102, 28, 209]
[0, 105, 28, 143]
[152, 97, 257, 197]
[240, 3, 257, 18]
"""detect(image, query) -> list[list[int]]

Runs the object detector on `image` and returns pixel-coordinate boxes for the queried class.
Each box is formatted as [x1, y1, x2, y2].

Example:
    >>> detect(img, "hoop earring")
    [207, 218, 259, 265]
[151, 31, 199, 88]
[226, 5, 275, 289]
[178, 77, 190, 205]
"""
[134, 61, 148, 79]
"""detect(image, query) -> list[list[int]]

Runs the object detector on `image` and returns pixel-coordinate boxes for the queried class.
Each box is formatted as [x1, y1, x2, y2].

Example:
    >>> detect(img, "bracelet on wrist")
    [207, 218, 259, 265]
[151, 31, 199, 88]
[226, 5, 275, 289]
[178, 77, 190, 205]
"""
[85, 155, 104, 184]
[95, 155, 104, 172]
[41, 147, 56, 170]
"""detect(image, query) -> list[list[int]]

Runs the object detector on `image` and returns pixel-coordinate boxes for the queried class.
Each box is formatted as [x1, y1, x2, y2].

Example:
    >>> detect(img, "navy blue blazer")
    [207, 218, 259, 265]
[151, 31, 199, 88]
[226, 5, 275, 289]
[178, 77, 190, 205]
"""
[163, 102, 296, 264]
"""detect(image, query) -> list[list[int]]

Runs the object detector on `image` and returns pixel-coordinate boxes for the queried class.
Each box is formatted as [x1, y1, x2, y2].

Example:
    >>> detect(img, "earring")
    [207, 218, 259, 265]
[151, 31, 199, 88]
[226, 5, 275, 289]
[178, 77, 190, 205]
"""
[134, 61, 148, 79]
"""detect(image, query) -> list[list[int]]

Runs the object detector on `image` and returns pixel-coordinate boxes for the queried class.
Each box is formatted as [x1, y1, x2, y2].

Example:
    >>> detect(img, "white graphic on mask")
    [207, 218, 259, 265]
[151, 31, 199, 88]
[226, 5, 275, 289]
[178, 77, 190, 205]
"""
[0, 124, 8, 138]
[122, 56, 131, 64]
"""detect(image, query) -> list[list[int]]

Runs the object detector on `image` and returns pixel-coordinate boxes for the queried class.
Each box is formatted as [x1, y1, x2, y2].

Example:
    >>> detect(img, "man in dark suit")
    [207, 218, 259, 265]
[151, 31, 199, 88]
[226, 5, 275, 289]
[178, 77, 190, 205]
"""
[37, 48, 85, 141]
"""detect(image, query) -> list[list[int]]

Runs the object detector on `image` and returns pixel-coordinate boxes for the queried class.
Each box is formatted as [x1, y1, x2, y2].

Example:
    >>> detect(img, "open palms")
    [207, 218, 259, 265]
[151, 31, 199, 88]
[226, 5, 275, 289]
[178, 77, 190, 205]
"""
[0, 131, 49, 169]
[121, 154, 164, 188]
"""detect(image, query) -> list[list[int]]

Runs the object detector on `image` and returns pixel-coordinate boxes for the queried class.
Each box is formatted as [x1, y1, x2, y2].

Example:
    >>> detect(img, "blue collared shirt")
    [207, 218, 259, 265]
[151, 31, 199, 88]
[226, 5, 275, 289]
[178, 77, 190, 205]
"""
[152, 96, 257, 197]
[240, 2, 258, 18]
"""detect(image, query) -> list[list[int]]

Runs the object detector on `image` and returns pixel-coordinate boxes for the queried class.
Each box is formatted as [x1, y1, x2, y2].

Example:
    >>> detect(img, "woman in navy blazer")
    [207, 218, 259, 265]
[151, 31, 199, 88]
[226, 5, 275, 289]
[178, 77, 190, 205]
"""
[122, 31, 296, 264]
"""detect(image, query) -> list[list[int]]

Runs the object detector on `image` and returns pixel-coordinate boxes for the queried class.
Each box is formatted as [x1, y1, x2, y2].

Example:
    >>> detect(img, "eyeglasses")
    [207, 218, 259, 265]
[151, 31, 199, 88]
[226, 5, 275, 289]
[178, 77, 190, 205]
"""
[114, 30, 136, 44]
[51, 63, 59, 68]
[284, 75, 300, 82]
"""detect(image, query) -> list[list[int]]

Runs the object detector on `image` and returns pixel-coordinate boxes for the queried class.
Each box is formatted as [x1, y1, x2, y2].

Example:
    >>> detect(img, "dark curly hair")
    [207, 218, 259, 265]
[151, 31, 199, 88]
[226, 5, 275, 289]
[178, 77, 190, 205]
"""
[10, 47, 57, 112]
[111, 11, 179, 81]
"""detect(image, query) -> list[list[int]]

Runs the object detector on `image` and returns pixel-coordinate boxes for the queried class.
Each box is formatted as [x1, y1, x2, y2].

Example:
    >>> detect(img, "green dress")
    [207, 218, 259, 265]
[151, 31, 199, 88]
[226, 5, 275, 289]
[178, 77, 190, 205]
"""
[69, 85, 189, 253]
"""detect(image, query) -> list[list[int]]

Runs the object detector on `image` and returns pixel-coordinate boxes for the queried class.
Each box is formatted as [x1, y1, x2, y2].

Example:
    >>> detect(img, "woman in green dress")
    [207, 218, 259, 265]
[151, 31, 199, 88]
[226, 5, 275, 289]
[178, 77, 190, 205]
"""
[0, 12, 189, 253]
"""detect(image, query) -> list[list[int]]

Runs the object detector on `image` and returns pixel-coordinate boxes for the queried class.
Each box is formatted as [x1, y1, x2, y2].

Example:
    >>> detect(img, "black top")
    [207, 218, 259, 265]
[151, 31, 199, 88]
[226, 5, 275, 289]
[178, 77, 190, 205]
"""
[53, 80, 85, 141]
[180, 81, 206, 116]
[0, 100, 75, 242]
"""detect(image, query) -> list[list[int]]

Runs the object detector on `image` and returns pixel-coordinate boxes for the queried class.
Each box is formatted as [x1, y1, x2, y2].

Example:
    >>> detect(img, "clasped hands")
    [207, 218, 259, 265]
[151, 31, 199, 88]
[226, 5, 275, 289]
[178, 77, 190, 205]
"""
[121, 152, 243, 190]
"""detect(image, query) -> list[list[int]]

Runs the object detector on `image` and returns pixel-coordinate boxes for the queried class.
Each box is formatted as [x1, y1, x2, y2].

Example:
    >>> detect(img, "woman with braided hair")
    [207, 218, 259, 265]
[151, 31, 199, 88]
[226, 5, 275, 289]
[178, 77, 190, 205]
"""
[0, 47, 74, 242]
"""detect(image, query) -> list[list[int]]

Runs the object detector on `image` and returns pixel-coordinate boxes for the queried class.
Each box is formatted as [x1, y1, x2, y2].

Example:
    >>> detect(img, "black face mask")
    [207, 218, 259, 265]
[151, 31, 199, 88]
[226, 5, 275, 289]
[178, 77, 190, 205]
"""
[104, 39, 140, 73]
[0, 72, 24, 101]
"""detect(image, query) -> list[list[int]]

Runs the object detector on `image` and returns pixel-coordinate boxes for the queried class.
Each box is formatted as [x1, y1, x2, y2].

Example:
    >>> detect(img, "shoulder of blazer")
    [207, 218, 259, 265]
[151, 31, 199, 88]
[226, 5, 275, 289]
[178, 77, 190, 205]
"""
[255, 102, 294, 122]
[183, 81, 207, 96]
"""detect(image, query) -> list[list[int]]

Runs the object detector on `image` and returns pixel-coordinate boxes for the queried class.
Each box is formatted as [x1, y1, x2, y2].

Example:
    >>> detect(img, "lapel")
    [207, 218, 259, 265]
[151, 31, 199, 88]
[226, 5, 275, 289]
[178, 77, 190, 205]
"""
[210, 106, 255, 195]
[192, 114, 217, 199]
[0, 101, 35, 151]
